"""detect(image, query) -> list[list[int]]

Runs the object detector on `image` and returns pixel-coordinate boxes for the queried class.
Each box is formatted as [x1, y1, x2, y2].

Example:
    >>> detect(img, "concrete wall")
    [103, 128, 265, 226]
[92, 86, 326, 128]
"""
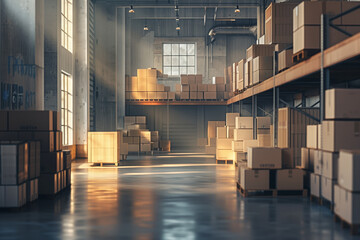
[0, 0, 44, 110]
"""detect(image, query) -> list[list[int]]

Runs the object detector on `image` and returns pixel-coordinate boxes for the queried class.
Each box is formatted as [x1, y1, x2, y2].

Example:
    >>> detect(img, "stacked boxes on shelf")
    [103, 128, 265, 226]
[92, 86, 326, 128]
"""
[88, 131, 128, 165]
[151, 131, 160, 150]
[205, 121, 225, 154]
[125, 68, 176, 100]
[236, 59, 245, 92]
[0, 111, 70, 199]
[293, 1, 360, 56]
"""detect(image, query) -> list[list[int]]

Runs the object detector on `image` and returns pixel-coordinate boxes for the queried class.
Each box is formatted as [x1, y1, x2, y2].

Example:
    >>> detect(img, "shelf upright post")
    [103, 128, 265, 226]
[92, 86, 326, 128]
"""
[273, 50, 279, 147]
[166, 101, 170, 140]
[252, 95, 257, 139]
[321, 14, 330, 123]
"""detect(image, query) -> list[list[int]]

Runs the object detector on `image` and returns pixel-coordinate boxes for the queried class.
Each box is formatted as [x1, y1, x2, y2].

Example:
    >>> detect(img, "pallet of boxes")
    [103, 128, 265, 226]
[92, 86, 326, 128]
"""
[305, 88, 360, 235]
[205, 121, 225, 155]
[215, 113, 239, 164]
[0, 111, 70, 206]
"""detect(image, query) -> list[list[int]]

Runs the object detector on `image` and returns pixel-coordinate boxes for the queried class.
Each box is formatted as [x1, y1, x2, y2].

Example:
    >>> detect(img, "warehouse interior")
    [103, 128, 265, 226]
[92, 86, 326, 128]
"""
[1, 0, 360, 239]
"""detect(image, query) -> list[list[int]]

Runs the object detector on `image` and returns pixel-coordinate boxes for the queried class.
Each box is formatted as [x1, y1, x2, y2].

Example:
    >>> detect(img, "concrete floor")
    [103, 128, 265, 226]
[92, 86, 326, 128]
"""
[0, 151, 358, 240]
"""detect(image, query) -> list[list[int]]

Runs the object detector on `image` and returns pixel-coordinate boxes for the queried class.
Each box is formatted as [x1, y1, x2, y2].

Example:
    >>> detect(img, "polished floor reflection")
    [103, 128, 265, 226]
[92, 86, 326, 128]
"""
[0, 151, 357, 240]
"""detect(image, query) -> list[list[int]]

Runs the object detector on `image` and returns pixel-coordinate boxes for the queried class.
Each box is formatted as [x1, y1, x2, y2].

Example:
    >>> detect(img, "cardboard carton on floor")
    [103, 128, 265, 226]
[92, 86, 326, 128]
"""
[216, 149, 233, 160]
[0, 183, 27, 208]
[258, 134, 271, 147]
[313, 149, 322, 175]
[257, 117, 271, 129]
[282, 148, 294, 169]
[322, 151, 338, 180]
[216, 139, 232, 150]
[248, 147, 282, 169]
[226, 126, 234, 139]
[321, 176, 336, 203]
[234, 129, 253, 141]
[234, 151, 247, 162]
[39, 173, 58, 195]
[338, 150, 360, 192]
[217, 127, 227, 139]
[232, 140, 243, 152]
[276, 169, 303, 190]
[310, 173, 320, 198]
[321, 120, 360, 152]
[240, 166, 270, 190]
[334, 184, 360, 225]
[9, 111, 53, 131]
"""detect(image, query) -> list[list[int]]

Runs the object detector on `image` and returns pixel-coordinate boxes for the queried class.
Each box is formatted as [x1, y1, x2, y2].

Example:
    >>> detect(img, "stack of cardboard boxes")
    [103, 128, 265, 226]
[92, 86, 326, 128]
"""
[293, 1, 360, 56]
[215, 113, 239, 162]
[125, 68, 176, 100]
[205, 121, 225, 154]
[0, 141, 35, 208]
[88, 131, 128, 164]
[176, 75, 233, 100]
[0, 111, 70, 198]
[301, 89, 360, 228]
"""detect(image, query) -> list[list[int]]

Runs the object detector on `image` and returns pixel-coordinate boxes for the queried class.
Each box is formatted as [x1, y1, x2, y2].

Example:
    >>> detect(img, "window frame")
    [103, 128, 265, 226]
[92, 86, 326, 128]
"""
[61, 0, 73, 53]
[162, 43, 196, 76]
[61, 72, 73, 146]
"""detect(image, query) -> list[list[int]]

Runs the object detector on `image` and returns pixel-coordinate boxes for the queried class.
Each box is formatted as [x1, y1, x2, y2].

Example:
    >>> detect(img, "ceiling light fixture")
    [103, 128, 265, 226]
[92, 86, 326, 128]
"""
[235, 5, 240, 13]
[144, 25, 149, 31]
[129, 5, 135, 13]
[176, 25, 181, 31]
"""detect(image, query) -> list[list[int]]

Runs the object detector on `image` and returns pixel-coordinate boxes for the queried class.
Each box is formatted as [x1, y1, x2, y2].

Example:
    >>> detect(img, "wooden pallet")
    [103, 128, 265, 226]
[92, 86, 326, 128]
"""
[216, 159, 233, 165]
[237, 183, 308, 198]
[334, 214, 360, 235]
[292, 49, 319, 64]
[92, 162, 120, 167]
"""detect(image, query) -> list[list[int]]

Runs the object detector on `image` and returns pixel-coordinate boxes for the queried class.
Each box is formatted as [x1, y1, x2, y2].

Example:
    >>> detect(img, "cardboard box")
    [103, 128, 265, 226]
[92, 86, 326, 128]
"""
[1, 183, 27, 208]
[0, 142, 28, 185]
[322, 120, 360, 152]
[325, 88, 360, 120]
[156, 92, 167, 100]
[212, 77, 224, 85]
[258, 134, 271, 147]
[307, 125, 318, 149]
[208, 138, 216, 147]
[313, 149, 322, 175]
[160, 140, 171, 152]
[205, 145, 216, 154]
[253, 70, 272, 84]
[301, 148, 310, 169]
[180, 92, 189, 100]
[168, 92, 176, 100]
[253, 56, 273, 72]
[181, 84, 189, 92]
[282, 148, 294, 169]
[198, 84, 207, 92]
[234, 152, 247, 162]
[318, 124, 322, 149]
[40, 152, 61, 173]
[181, 75, 189, 84]
[235, 117, 253, 129]
[189, 84, 197, 92]
[195, 75, 202, 84]
[189, 92, 197, 100]
[208, 121, 226, 140]
[334, 184, 360, 225]
[87, 132, 122, 163]
[204, 92, 216, 100]
[310, 173, 321, 198]
[243, 140, 259, 153]
[140, 143, 151, 152]
[257, 117, 271, 129]
[226, 126, 234, 139]
[226, 113, 240, 127]
[338, 150, 360, 192]
[9, 111, 53, 131]
[217, 127, 227, 139]
[216, 139, 232, 150]
[234, 129, 253, 141]
[232, 140, 243, 152]
[196, 92, 203, 100]
[248, 147, 282, 169]
[39, 173, 57, 195]
[322, 151, 338, 179]
[265, 2, 297, 44]
[156, 84, 165, 92]
[216, 84, 225, 92]
[240, 166, 269, 190]
[0, 111, 8, 131]
[277, 169, 303, 190]
[207, 84, 217, 92]
[278, 49, 293, 72]
[246, 44, 275, 61]
[216, 149, 233, 160]
[130, 77, 138, 91]
[128, 144, 140, 152]
[321, 176, 336, 203]
[175, 84, 181, 92]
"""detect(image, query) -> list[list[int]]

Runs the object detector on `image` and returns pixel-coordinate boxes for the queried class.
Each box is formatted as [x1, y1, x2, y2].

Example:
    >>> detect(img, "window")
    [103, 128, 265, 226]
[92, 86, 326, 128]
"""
[61, 73, 73, 146]
[163, 43, 196, 76]
[61, 0, 73, 52]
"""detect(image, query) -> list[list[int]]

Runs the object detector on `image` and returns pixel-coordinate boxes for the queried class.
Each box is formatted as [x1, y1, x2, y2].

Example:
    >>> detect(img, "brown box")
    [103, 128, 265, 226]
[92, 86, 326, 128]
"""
[212, 77, 224, 84]
[325, 88, 360, 120]
[197, 84, 207, 92]
[248, 147, 282, 169]
[278, 49, 293, 72]
[204, 92, 216, 100]
[207, 121, 226, 140]
[137, 77, 147, 91]
[156, 84, 165, 92]
[306, 125, 318, 149]
[276, 169, 303, 190]
[216, 84, 225, 92]
[226, 113, 240, 127]
[181, 84, 189, 92]
[216, 138, 232, 150]
[246, 44, 275, 61]
[39, 173, 58, 195]
[190, 84, 197, 92]
[322, 120, 360, 152]
[175, 84, 181, 92]
[197, 92, 203, 100]
[156, 92, 167, 100]
[207, 84, 217, 92]
[232, 140, 243, 152]
[130, 77, 138, 91]
[146, 69, 158, 78]
[253, 56, 273, 72]
[257, 117, 271, 129]
[147, 92, 157, 99]
[265, 2, 297, 44]
[258, 134, 271, 147]
[168, 92, 175, 100]
[9, 111, 53, 131]
[243, 140, 259, 153]
[234, 129, 253, 141]
[137, 69, 147, 79]
[0, 111, 8, 131]
[282, 148, 294, 169]
[40, 152, 61, 173]
[53, 112, 60, 131]
[301, 147, 310, 169]
[160, 140, 171, 152]
[164, 86, 170, 92]
[216, 149, 233, 160]
[240, 166, 269, 190]
[217, 127, 227, 139]
[338, 150, 360, 192]
[181, 75, 189, 84]
[190, 92, 197, 100]
[322, 151, 338, 180]
[235, 117, 253, 129]
[253, 70, 273, 84]
[140, 143, 151, 152]
[180, 92, 189, 100]
[195, 75, 202, 84]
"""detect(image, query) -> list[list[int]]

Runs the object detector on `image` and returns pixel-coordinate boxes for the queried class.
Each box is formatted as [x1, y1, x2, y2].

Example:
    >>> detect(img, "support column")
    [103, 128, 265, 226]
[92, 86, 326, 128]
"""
[252, 95, 257, 139]
[74, 0, 89, 158]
